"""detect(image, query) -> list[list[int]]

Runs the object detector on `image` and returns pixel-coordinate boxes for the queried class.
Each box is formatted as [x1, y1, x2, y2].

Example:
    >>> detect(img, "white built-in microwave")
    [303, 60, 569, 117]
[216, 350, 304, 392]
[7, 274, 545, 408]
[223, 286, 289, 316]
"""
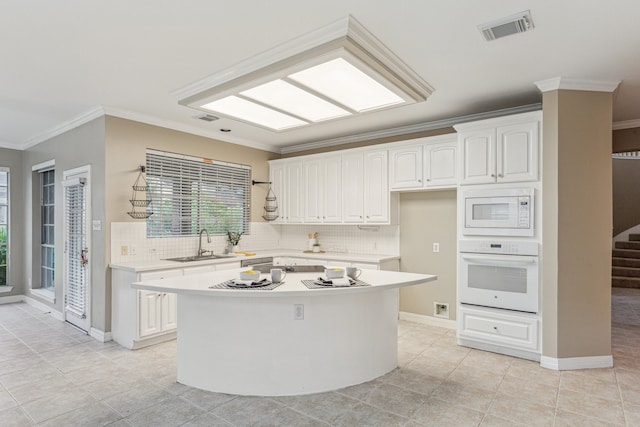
[462, 187, 534, 237]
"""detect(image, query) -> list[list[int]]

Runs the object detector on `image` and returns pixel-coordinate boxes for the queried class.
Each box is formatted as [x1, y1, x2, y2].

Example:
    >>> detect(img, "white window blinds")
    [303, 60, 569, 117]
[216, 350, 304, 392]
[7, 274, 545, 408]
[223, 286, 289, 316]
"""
[63, 179, 87, 318]
[146, 149, 251, 237]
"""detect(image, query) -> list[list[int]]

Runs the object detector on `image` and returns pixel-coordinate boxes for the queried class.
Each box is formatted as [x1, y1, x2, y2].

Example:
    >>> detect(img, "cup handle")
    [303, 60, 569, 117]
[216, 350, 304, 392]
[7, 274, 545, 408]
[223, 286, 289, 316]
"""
[281, 270, 287, 280]
[355, 269, 361, 279]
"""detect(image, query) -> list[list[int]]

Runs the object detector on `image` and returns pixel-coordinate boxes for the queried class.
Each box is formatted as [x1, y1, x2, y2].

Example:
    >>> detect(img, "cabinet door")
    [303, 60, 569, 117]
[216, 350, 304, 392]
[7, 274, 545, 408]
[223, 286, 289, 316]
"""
[425, 141, 457, 187]
[497, 121, 539, 183]
[303, 158, 323, 223]
[364, 150, 389, 223]
[161, 292, 178, 331]
[269, 162, 286, 224]
[342, 153, 364, 223]
[323, 156, 342, 223]
[138, 290, 162, 338]
[285, 161, 304, 223]
[389, 145, 423, 189]
[460, 130, 496, 185]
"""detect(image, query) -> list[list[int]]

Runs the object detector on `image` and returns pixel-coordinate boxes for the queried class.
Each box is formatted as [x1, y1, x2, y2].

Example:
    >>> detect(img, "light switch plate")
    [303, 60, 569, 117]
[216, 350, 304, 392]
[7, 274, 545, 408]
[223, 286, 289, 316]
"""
[92, 220, 102, 231]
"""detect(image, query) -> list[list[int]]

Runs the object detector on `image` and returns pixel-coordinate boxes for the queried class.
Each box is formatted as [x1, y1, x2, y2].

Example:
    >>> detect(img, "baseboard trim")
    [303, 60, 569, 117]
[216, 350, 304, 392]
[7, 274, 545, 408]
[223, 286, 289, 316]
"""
[0, 295, 25, 304]
[399, 311, 457, 330]
[23, 296, 63, 321]
[90, 327, 113, 343]
[540, 355, 613, 370]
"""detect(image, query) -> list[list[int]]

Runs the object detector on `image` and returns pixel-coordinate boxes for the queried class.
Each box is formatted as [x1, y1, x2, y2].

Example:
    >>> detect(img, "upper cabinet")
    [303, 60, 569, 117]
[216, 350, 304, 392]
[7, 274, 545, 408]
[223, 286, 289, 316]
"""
[270, 148, 390, 225]
[269, 159, 303, 223]
[455, 111, 541, 185]
[389, 135, 458, 190]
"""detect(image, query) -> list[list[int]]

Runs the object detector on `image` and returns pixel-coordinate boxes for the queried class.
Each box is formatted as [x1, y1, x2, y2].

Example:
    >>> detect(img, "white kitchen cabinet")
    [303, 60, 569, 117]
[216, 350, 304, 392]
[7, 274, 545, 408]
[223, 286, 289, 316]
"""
[112, 268, 182, 349]
[458, 305, 540, 355]
[389, 145, 423, 189]
[322, 155, 342, 223]
[303, 157, 323, 222]
[389, 136, 458, 190]
[269, 160, 304, 223]
[269, 162, 286, 224]
[341, 152, 365, 223]
[456, 111, 540, 185]
[425, 140, 458, 187]
[364, 150, 389, 223]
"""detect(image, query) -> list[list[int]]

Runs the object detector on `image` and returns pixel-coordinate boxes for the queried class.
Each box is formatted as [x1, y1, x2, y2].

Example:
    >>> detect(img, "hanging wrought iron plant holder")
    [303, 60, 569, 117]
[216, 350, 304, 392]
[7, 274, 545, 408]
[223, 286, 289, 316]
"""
[253, 180, 279, 222]
[127, 166, 153, 219]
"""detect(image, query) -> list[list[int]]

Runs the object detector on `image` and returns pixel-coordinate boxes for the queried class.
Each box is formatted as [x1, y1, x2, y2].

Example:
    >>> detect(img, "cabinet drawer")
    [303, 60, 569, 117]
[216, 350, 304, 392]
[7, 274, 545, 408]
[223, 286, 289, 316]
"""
[459, 306, 539, 351]
[139, 269, 182, 281]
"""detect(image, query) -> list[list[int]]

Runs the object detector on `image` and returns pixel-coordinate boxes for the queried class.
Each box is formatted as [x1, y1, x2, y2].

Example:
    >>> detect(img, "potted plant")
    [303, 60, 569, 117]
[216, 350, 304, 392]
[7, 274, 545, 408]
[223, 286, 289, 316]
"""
[227, 231, 243, 253]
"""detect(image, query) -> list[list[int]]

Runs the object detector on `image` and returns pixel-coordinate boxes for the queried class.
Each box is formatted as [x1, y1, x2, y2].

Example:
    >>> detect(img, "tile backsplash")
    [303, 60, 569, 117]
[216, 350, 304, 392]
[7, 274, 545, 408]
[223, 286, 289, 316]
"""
[111, 222, 399, 263]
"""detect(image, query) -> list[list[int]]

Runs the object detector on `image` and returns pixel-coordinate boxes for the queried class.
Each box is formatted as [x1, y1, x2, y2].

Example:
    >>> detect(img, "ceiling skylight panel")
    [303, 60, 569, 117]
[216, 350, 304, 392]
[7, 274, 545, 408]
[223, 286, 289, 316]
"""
[201, 96, 307, 130]
[288, 58, 405, 112]
[241, 80, 351, 122]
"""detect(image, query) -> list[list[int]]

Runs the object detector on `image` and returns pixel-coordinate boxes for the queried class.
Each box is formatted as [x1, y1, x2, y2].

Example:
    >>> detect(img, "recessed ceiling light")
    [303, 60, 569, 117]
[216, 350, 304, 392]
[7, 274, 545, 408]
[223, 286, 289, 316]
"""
[173, 15, 433, 132]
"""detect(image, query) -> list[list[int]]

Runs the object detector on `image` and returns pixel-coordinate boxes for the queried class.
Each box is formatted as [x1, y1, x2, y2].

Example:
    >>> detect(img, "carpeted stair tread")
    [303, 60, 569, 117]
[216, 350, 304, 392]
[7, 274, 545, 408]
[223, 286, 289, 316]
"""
[612, 249, 640, 259]
[615, 241, 640, 250]
[612, 276, 640, 288]
[612, 266, 640, 277]
[612, 257, 640, 268]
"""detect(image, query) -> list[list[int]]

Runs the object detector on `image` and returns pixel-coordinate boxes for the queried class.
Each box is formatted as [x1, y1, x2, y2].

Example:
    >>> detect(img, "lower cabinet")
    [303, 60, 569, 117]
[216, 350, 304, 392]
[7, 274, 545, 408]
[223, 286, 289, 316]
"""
[457, 305, 540, 359]
[138, 290, 177, 338]
[112, 262, 241, 349]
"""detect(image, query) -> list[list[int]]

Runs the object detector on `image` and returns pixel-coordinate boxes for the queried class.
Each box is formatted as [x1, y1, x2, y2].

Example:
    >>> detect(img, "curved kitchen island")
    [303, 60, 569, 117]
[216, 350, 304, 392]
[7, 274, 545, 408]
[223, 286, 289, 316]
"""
[132, 268, 436, 396]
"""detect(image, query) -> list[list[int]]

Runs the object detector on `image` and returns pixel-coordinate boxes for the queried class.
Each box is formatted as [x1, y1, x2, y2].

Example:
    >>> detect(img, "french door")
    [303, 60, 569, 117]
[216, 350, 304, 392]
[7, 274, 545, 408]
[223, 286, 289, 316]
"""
[62, 166, 91, 332]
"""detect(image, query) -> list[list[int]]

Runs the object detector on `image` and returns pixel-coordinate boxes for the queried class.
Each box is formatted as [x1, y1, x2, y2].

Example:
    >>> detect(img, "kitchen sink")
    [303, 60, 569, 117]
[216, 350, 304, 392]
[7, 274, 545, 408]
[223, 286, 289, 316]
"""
[164, 254, 237, 262]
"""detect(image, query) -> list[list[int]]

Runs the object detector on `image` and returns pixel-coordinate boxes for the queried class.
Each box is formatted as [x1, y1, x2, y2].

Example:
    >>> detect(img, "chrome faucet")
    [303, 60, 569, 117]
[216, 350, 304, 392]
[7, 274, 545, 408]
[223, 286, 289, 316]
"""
[198, 229, 212, 257]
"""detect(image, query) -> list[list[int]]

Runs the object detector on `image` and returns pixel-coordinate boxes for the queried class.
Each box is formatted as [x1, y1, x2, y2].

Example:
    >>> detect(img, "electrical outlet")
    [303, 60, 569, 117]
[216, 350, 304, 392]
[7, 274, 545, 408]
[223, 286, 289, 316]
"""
[130, 245, 137, 255]
[294, 304, 304, 320]
[120, 245, 128, 256]
[433, 242, 440, 253]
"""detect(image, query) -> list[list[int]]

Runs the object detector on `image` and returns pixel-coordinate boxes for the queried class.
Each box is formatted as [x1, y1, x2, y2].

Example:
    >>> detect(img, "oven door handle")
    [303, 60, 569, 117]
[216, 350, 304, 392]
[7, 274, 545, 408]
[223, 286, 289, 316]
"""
[460, 254, 537, 265]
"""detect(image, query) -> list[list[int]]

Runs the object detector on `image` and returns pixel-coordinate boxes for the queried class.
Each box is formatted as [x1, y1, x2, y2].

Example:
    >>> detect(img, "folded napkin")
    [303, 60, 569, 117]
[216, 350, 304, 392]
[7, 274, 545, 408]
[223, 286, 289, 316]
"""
[331, 278, 352, 287]
[234, 278, 266, 286]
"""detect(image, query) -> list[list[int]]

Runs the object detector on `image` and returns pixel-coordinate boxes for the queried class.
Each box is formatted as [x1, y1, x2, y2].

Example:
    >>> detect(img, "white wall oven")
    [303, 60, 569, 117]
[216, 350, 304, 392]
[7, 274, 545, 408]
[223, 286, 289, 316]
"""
[462, 187, 534, 237]
[458, 240, 539, 313]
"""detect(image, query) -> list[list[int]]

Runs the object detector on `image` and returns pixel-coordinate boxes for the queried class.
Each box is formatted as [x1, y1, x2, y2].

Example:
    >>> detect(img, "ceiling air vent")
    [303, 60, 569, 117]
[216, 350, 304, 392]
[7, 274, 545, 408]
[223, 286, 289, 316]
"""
[479, 10, 534, 41]
[196, 113, 219, 122]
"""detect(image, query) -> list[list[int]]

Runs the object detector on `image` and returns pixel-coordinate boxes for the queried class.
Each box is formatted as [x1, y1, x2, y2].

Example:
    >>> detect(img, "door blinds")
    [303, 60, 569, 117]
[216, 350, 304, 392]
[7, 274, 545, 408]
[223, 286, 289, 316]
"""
[145, 149, 251, 237]
[64, 179, 87, 317]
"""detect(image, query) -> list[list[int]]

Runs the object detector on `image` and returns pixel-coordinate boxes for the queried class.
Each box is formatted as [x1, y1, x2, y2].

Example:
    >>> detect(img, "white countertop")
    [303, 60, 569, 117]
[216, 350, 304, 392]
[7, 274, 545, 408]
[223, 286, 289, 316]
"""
[131, 268, 434, 298]
[110, 249, 400, 273]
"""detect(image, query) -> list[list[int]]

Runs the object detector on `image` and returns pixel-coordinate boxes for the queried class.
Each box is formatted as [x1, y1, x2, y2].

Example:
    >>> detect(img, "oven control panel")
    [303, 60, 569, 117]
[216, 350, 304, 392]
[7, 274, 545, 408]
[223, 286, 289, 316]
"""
[459, 240, 538, 256]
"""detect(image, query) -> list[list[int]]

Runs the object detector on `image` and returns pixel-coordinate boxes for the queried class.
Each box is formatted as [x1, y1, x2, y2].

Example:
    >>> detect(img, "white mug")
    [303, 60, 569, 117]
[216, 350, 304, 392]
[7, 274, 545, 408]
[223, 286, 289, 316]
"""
[346, 267, 361, 280]
[270, 268, 287, 283]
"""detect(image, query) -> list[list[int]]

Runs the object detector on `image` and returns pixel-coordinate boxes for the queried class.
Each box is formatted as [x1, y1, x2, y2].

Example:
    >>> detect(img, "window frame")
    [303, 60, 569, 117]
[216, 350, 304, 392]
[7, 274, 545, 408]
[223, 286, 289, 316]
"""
[40, 169, 55, 290]
[0, 167, 9, 287]
[145, 149, 252, 238]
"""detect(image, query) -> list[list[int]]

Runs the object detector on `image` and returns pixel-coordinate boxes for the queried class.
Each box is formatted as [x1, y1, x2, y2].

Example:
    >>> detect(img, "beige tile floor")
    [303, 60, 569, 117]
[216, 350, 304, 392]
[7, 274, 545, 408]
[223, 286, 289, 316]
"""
[0, 288, 639, 426]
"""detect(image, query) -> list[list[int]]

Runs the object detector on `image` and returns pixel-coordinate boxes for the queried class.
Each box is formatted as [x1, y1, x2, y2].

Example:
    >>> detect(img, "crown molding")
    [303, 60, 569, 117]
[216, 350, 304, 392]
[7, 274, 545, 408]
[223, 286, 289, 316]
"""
[535, 77, 621, 93]
[280, 103, 541, 154]
[613, 119, 640, 130]
[0, 139, 25, 150]
[21, 106, 106, 150]
[103, 107, 281, 153]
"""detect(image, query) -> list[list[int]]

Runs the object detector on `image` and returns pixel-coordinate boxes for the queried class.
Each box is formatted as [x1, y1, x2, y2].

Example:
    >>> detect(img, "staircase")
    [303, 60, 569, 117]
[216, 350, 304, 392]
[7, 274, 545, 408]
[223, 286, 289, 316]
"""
[612, 234, 640, 288]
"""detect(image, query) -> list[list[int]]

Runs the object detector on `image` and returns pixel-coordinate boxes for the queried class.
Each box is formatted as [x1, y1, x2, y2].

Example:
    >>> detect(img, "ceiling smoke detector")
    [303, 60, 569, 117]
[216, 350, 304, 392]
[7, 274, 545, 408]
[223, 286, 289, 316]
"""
[196, 113, 220, 122]
[479, 10, 534, 41]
